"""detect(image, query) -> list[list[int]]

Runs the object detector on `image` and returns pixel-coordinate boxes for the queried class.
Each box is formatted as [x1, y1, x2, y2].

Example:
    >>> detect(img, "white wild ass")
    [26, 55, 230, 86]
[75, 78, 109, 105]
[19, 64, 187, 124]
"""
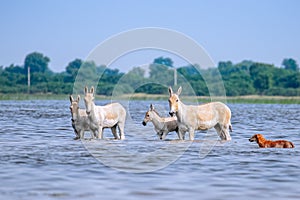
[69, 95, 91, 139]
[168, 86, 232, 140]
[84, 86, 126, 140]
[142, 104, 178, 140]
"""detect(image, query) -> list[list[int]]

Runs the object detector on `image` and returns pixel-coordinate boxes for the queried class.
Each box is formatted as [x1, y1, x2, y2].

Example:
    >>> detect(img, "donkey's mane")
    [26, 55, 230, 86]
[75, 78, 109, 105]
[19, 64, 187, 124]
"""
[152, 109, 162, 117]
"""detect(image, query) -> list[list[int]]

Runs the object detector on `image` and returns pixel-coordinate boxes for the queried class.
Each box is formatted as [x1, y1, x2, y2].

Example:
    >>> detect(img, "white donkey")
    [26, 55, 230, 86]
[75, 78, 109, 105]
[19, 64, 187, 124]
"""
[142, 104, 178, 140]
[84, 86, 126, 140]
[168, 86, 232, 140]
[69, 95, 91, 139]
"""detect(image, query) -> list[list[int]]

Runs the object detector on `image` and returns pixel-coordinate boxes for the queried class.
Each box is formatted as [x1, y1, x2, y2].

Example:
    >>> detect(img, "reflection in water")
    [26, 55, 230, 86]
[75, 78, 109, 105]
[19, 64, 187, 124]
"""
[0, 100, 299, 199]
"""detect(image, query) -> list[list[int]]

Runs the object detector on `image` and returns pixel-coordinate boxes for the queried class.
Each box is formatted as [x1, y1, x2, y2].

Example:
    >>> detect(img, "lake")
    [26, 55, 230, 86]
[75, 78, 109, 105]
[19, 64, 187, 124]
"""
[0, 100, 299, 200]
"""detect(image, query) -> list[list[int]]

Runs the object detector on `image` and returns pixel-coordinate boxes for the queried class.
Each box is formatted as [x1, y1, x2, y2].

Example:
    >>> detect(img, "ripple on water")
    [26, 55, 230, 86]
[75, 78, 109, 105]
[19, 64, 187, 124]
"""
[0, 101, 300, 200]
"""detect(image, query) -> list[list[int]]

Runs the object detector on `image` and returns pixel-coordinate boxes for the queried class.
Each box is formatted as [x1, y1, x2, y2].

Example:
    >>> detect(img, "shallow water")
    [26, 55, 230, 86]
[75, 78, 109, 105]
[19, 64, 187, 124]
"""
[0, 100, 299, 199]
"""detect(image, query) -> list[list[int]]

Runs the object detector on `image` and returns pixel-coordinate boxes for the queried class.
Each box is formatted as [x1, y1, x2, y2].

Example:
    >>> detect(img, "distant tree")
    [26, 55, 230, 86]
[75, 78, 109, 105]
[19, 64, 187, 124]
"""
[124, 67, 146, 86]
[128, 66, 145, 77]
[73, 61, 98, 90]
[282, 58, 299, 71]
[101, 68, 124, 84]
[218, 61, 252, 77]
[235, 60, 254, 68]
[250, 63, 274, 94]
[24, 52, 50, 73]
[284, 73, 300, 88]
[218, 61, 233, 71]
[5, 64, 25, 74]
[177, 65, 208, 95]
[153, 57, 174, 67]
[177, 65, 202, 80]
[65, 59, 83, 82]
[3, 52, 300, 96]
[66, 59, 82, 77]
[149, 63, 174, 86]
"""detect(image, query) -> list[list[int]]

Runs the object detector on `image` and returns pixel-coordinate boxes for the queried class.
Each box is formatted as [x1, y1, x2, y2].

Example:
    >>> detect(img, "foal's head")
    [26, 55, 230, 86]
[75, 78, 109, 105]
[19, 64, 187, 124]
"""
[84, 86, 95, 115]
[142, 104, 160, 126]
[168, 86, 182, 117]
[69, 95, 80, 122]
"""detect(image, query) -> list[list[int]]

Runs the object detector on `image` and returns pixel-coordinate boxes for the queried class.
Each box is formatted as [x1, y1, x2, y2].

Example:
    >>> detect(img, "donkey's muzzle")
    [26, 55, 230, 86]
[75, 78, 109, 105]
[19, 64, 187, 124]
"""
[169, 111, 175, 117]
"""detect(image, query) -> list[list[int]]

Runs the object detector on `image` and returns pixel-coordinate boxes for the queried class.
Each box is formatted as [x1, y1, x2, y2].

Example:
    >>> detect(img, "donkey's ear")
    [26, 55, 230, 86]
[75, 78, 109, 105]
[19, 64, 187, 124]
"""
[84, 86, 88, 94]
[77, 95, 80, 102]
[150, 104, 154, 111]
[90, 86, 94, 94]
[69, 95, 74, 103]
[177, 86, 182, 96]
[168, 86, 173, 97]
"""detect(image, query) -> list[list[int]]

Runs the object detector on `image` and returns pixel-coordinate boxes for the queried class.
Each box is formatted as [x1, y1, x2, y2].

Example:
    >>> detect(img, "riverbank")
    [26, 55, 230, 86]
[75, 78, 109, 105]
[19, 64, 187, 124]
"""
[1, 93, 300, 104]
[126, 94, 300, 104]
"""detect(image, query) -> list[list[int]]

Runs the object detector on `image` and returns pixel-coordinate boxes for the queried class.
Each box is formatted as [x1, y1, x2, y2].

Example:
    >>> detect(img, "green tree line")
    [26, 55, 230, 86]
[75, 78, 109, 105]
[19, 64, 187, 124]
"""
[0, 52, 299, 96]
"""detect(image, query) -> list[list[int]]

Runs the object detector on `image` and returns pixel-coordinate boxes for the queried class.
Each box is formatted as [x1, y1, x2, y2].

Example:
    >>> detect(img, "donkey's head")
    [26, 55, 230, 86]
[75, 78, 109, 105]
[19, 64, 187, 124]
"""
[69, 95, 80, 122]
[84, 86, 95, 115]
[168, 86, 182, 117]
[142, 104, 156, 126]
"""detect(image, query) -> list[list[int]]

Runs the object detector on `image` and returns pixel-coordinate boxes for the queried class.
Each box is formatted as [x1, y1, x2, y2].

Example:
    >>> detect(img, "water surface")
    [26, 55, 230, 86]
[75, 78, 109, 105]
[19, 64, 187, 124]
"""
[0, 100, 299, 199]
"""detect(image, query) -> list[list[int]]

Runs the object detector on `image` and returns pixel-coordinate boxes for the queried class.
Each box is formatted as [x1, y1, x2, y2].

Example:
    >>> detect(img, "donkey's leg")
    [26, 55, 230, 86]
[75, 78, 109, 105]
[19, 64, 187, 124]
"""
[189, 129, 195, 140]
[177, 129, 184, 140]
[219, 123, 231, 140]
[229, 124, 233, 132]
[117, 122, 125, 140]
[73, 129, 80, 140]
[222, 125, 231, 140]
[79, 129, 84, 139]
[90, 129, 96, 139]
[214, 123, 231, 140]
[161, 131, 168, 140]
[96, 126, 104, 139]
[182, 131, 187, 140]
[111, 125, 119, 140]
[214, 123, 223, 140]
[175, 131, 180, 140]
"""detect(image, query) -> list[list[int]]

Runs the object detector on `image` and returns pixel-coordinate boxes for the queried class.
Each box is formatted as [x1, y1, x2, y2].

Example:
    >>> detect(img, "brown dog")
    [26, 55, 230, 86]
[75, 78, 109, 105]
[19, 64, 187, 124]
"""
[249, 134, 294, 148]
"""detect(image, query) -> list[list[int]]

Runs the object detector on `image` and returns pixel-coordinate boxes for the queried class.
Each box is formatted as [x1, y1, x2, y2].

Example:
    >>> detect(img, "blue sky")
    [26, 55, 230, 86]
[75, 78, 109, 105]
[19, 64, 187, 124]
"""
[1, 0, 300, 72]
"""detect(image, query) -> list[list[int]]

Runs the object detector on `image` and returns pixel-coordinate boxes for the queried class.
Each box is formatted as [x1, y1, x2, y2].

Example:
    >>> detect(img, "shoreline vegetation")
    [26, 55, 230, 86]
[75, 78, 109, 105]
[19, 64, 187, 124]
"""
[2, 55, 300, 104]
[1, 93, 300, 104]
[2, 53, 300, 98]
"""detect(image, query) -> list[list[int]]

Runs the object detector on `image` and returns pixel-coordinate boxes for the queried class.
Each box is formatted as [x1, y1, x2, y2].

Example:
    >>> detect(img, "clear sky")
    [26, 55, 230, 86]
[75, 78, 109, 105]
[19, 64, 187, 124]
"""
[1, 0, 300, 72]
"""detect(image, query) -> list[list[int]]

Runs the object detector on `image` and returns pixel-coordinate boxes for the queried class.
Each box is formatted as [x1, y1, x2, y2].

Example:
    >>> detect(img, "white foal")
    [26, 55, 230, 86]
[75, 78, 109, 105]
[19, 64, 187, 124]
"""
[142, 104, 178, 140]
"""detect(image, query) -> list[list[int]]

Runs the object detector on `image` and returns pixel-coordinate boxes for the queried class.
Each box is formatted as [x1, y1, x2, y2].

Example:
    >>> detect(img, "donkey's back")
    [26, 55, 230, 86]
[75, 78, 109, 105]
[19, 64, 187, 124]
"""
[192, 102, 231, 129]
[163, 117, 178, 132]
[100, 102, 126, 127]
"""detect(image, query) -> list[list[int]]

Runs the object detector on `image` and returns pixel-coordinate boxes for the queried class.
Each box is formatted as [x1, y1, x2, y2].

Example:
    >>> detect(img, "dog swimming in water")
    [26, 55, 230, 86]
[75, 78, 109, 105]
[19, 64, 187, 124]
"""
[249, 134, 294, 148]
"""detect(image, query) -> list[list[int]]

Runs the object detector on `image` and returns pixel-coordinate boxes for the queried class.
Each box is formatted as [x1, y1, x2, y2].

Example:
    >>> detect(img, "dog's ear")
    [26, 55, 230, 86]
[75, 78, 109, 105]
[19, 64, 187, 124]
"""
[256, 134, 264, 141]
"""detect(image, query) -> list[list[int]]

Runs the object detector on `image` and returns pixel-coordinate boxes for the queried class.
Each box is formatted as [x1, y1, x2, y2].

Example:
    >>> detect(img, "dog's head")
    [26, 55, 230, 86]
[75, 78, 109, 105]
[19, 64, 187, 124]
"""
[249, 134, 264, 142]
